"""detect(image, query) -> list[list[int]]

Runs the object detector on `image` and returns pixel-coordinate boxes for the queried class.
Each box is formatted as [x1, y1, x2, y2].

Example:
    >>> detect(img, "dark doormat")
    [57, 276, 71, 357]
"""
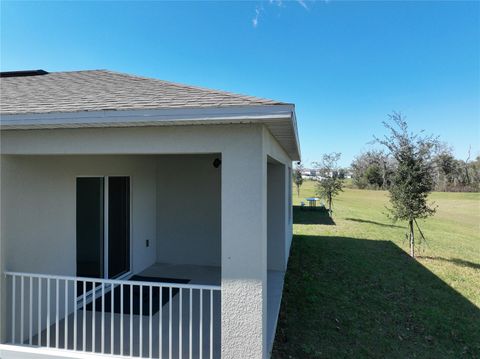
[85, 276, 190, 316]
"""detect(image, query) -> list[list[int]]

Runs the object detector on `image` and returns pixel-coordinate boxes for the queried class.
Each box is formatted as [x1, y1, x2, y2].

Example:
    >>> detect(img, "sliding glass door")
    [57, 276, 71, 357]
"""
[76, 177, 104, 279]
[108, 176, 130, 278]
[76, 176, 130, 282]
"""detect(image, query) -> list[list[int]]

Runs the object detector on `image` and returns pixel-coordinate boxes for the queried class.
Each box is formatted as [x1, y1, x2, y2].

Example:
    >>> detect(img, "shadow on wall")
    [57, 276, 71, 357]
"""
[272, 235, 480, 358]
[293, 206, 335, 225]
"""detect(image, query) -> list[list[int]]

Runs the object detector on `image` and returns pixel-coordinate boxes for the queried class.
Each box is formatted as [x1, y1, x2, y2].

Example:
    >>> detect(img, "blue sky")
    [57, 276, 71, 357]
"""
[1, 1, 479, 167]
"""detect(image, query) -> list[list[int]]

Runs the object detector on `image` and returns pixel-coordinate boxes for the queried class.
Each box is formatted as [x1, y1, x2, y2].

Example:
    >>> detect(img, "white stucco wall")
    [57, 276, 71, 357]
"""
[156, 154, 221, 266]
[0, 123, 296, 357]
[1, 155, 157, 276]
[221, 127, 268, 359]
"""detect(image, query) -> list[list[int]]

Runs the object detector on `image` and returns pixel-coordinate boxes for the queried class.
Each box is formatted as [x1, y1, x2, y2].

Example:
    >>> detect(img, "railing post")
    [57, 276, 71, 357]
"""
[169, 287, 172, 359]
[189, 288, 192, 359]
[29, 277, 33, 345]
[210, 289, 213, 359]
[64, 279, 68, 349]
[120, 283, 124, 356]
[55, 278, 59, 348]
[140, 284, 143, 357]
[73, 278, 77, 351]
[149, 285, 153, 358]
[47, 278, 50, 348]
[101, 283, 105, 354]
[82, 280, 86, 351]
[199, 288, 203, 359]
[92, 280, 96, 352]
[20, 276, 24, 344]
[159, 284, 163, 359]
[12, 275, 16, 344]
[110, 283, 114, 354]
[179, 288, 183, 359]
[130, 284, 133, 356]
[38, 277, 42, 346]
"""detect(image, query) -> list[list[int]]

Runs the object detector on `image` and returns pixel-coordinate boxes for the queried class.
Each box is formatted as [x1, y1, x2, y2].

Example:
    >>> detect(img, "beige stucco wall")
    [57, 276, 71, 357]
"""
[1, 155, 157, 275]
[0, 124, 295, 358]
[0, 153, 223, 274]
[221, 127, 267, 358]
[156, 154, 221, 266]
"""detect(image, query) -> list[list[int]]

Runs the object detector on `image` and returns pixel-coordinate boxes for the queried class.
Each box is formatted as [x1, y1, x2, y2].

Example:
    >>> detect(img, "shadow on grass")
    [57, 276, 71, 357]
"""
[272, 235, 480, 358]
[345, 217, 404, 229]
[293, 205, 335, 225]
[418, 256, 480, 270]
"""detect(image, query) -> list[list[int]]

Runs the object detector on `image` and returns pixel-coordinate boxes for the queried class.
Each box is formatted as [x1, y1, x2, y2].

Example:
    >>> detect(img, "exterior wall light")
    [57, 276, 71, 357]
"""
[213, 158, 222, 168]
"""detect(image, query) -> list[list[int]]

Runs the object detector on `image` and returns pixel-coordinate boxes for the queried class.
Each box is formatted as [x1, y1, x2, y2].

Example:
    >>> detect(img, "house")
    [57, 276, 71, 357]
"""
[301, 169, 317, 180]
[0, 70, 301, 359]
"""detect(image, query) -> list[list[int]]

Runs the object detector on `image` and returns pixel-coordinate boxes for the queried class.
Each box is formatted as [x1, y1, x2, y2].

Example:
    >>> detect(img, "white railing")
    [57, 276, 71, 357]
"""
[4, 271, 221, 358]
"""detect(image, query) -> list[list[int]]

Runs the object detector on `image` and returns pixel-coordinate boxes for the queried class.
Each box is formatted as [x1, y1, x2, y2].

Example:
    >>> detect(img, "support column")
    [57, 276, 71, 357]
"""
[221, 131, 267, 359]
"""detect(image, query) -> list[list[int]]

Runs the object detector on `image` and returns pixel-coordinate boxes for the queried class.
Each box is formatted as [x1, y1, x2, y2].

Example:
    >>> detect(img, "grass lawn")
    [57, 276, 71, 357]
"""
[272, 181, 480, 358]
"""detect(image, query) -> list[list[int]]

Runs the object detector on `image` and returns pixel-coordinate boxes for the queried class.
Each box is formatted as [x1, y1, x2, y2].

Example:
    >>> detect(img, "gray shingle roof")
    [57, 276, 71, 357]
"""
[0, 70, 286, 115]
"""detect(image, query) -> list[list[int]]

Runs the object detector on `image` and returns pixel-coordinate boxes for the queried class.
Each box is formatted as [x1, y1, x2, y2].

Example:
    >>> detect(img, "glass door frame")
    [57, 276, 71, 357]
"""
[75, 175, 133, 281]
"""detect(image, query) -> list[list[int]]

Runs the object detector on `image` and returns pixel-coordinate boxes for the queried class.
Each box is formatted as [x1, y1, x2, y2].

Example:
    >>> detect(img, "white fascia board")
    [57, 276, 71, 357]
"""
[0, 105, 294, 128]
[0, 104, 301, 161]
[290, 111, 301, 161]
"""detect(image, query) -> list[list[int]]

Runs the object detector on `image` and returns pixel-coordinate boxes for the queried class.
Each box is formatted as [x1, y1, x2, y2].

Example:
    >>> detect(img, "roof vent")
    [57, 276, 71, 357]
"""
[0, 70, 49, 78]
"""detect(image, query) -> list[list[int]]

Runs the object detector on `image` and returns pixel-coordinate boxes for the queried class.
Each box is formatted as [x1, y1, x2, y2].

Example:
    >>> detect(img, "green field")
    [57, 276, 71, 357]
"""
[272, 181, 480, 358]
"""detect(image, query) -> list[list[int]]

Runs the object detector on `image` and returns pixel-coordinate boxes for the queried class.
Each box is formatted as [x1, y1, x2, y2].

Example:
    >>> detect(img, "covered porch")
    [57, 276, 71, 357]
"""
[1, 131, 291, 358]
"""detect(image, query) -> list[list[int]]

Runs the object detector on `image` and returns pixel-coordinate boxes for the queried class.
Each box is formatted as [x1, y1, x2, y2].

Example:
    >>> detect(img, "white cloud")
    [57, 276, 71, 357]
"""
[269, 0, 284, 7]
[252, 7, 261, 27]
[252, 0, 313, 28]
[296, 0, 309, 10]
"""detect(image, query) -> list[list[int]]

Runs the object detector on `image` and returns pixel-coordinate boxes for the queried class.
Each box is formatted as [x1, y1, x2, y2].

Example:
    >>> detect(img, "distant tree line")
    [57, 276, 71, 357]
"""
[351, 146, 480, 192]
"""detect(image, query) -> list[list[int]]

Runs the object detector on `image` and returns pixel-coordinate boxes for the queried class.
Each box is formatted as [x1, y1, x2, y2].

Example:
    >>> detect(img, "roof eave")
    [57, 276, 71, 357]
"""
[0, 104, 301, 161]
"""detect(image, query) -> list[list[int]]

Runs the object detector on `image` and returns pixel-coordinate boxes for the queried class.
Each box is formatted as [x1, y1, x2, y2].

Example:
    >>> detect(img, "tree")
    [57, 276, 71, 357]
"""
[464, 146, 472, 185]
[434, 149, 457, 191]
[469, 155, 480, 191]
[351, 150, 393, 189]
[376, 112, 438, 258]
[293, 162, 304, 197]
[314, 153, 344, 214]
[365, 163, 384, 188]
[431, 144, 480, 192]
